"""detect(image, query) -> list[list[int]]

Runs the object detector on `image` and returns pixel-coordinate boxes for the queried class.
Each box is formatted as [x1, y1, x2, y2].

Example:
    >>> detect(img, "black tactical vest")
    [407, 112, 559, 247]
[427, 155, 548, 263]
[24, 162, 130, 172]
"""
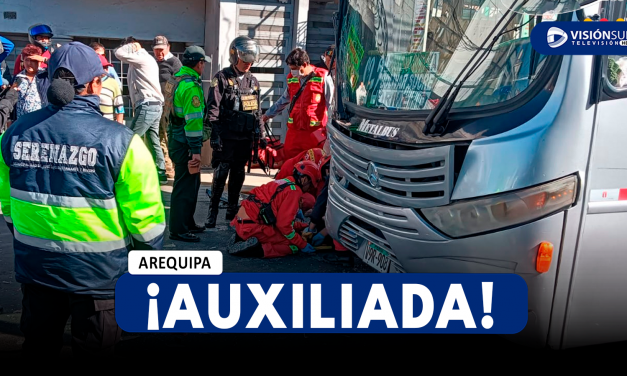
[219, 72, 261, 137]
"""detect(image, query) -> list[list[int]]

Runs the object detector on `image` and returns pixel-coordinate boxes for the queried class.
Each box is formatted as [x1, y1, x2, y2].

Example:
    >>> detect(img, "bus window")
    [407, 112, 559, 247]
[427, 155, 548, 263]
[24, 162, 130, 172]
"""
[338, 0, 556, 111]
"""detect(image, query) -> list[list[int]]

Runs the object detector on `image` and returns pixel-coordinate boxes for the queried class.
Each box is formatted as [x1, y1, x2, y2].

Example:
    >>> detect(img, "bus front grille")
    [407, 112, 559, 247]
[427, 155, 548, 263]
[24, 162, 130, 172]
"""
[328, 125, 454, 209]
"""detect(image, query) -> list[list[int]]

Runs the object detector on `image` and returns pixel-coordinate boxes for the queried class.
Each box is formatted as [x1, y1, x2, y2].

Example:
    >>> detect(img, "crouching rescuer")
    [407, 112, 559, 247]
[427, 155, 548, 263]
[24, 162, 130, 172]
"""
[228, 160, 321, 258]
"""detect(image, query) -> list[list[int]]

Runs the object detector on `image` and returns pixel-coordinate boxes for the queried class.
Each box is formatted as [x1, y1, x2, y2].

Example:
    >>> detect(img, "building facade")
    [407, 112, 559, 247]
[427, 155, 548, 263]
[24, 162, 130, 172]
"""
[1, 0, 337, 143]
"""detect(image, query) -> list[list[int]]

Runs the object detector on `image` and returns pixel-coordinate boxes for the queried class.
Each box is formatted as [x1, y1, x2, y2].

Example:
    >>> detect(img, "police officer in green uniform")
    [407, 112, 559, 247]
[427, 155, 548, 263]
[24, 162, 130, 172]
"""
[204, 36, 261, 228]
[163, 46, 209, 242]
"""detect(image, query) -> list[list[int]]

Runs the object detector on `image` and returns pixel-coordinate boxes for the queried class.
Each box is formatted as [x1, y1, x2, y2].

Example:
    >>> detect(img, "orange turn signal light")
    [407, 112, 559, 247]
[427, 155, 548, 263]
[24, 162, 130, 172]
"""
[536, 242, 553, 273]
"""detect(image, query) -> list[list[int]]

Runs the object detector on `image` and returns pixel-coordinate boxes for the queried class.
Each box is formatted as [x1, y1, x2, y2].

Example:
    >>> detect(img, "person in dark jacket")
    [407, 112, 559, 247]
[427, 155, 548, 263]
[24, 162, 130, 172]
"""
[204, 36, 261, 228]
[305, 156, 330, 240]
[0, 85, 18, 132]
[153, 35, 183, 89]
[314, 45, 335, 78]
[153, 35, 182, 180]
[304, 151, 352, 262]
[0, 42, 165, 358]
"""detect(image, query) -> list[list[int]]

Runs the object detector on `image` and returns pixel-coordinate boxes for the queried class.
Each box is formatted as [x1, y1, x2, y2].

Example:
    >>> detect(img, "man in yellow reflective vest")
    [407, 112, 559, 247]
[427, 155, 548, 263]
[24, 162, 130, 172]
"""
[0, 42, 165, 357]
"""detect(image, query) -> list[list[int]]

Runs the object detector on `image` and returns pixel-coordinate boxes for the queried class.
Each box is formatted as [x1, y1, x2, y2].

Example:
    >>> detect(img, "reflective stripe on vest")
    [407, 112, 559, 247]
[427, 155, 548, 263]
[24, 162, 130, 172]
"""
[13, 227, 130, 253]
[11, 188, 117, 209]
[185, 112, 203, 121]
[8, 186, 165, 246]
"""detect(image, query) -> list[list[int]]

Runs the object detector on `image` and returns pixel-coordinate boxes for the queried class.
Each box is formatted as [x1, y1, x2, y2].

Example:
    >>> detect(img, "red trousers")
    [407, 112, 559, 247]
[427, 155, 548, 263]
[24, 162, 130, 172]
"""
[232, 219, 295, 258]
[283, 129, 321, 160]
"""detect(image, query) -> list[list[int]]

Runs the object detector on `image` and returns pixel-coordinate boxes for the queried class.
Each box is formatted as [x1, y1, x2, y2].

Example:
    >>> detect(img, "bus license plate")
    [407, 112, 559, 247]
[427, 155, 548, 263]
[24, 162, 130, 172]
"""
[363, 242, 391, 273]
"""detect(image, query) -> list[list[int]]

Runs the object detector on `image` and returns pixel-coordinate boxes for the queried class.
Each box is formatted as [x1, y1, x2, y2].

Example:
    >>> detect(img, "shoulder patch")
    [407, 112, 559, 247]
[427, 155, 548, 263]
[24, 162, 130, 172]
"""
[211, 77, 218, 87]
[164, 81, 174, 95]
[192, 96, 201, 108]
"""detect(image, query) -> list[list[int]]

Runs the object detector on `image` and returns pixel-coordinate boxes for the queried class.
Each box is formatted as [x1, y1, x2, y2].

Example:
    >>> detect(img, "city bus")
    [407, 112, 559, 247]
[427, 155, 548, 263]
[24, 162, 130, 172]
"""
[326, 0, 627, 348]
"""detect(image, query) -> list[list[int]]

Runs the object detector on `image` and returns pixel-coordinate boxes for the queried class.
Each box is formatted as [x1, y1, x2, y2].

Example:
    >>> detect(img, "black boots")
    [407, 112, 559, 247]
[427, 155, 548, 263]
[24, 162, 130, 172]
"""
[225, 200, 239, 221]
[169, 232, 200, 242]
[205, 208, 218, 228]
[206, 162, 246, 226]
[206, 162, 229, 228]
[225, 164, 246, 221]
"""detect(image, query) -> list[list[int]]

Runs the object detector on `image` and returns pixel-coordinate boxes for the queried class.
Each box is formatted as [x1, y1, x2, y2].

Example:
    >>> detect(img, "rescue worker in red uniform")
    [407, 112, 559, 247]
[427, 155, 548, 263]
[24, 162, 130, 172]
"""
[228, 160, 321, 258]
[275, 148, 326, 181]
[274, 147, 327, 211]
[262, 48, 333, 160]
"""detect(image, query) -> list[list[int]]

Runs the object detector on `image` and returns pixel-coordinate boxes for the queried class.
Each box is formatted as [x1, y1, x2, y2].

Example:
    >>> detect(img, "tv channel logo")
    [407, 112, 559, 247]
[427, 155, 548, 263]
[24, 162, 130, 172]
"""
[531, 22, 627, 55]
[547, 27, 568, 48]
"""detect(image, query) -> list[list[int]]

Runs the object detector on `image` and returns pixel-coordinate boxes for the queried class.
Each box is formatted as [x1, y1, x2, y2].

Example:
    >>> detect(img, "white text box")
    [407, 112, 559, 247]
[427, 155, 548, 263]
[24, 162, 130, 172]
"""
[129, 251, 223, 275]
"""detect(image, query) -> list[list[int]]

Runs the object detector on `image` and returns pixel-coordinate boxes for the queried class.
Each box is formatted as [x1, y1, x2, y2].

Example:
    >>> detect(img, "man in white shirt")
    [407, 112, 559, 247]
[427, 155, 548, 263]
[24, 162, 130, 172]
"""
[115, 36, 167, 184]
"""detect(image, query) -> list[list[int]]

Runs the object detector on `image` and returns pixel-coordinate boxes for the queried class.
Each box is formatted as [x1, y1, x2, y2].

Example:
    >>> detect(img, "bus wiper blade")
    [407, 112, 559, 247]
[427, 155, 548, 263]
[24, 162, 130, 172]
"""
[423, 0, 527, 136]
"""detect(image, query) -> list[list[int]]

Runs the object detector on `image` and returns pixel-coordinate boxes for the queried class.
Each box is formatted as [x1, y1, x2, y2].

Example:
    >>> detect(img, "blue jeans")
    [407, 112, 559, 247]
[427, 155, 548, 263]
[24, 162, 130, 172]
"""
[130, 103, 165, 174]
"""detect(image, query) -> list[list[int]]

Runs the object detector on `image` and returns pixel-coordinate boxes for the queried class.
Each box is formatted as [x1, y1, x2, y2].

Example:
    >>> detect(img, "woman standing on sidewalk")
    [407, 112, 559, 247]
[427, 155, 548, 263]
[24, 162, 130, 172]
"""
[14, 44, 49, 119]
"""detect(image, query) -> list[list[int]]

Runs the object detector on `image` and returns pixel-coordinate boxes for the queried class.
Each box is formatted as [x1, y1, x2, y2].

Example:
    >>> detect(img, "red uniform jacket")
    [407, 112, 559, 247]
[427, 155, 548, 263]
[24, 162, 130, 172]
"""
[274, 148, 326, 196]
[242, 177, 307, 249]
[286, 66, 328, 131]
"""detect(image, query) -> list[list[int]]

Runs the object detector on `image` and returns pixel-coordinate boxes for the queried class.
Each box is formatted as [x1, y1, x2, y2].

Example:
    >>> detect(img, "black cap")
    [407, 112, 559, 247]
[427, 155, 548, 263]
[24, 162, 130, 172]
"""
[182, 46, 210, 63]
[152, 35, 169, 49]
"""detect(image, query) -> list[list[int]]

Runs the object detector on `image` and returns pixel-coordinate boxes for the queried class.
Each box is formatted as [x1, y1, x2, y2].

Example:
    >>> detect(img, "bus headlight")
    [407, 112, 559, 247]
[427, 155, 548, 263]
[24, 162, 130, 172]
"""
[420, 175, 578, 238]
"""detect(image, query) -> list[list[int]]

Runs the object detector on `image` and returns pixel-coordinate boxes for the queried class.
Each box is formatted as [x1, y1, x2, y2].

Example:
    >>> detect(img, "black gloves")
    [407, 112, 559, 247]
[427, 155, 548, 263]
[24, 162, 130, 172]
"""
[210, 135, 222, 152]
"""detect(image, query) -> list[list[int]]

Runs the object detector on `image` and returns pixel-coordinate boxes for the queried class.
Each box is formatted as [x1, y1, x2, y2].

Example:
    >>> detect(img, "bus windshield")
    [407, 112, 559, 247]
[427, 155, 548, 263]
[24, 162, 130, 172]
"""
[338, 0, 555, 111]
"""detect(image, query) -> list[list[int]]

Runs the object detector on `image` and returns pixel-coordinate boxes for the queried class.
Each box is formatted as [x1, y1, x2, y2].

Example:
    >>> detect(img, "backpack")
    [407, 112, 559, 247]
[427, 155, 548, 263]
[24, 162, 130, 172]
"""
[247, 181, 296, 225]
[163, 74, 210, 142]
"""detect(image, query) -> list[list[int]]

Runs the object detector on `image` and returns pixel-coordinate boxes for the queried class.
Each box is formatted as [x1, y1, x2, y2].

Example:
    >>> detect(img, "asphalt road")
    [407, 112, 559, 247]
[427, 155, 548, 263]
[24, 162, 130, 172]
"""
[1, 179, 626, 360]
[0, 179, 376, 358]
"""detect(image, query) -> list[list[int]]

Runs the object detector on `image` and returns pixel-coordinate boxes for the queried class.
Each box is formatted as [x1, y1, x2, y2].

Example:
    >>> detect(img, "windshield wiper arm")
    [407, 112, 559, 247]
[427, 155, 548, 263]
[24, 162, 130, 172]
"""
[423, 0, 528, 136]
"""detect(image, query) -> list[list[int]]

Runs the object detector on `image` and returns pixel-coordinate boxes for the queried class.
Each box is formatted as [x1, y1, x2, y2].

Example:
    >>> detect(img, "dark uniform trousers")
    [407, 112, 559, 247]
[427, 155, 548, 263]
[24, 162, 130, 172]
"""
[20, 283, 121, 358]
[169, 138, 202, 234]
[205, 67, 260, 221]
[210, 137, 252, 213]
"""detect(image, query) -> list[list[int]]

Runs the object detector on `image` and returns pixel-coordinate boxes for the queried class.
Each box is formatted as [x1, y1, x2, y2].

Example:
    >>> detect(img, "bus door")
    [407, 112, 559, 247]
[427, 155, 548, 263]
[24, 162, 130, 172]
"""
[561, 0, 627, 349]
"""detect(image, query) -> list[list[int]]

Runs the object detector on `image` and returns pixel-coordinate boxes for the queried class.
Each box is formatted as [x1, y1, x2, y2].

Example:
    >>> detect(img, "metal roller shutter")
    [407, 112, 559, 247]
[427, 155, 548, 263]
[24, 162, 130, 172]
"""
[238, 0, 295, 138]
[306, 1, 338, 63]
